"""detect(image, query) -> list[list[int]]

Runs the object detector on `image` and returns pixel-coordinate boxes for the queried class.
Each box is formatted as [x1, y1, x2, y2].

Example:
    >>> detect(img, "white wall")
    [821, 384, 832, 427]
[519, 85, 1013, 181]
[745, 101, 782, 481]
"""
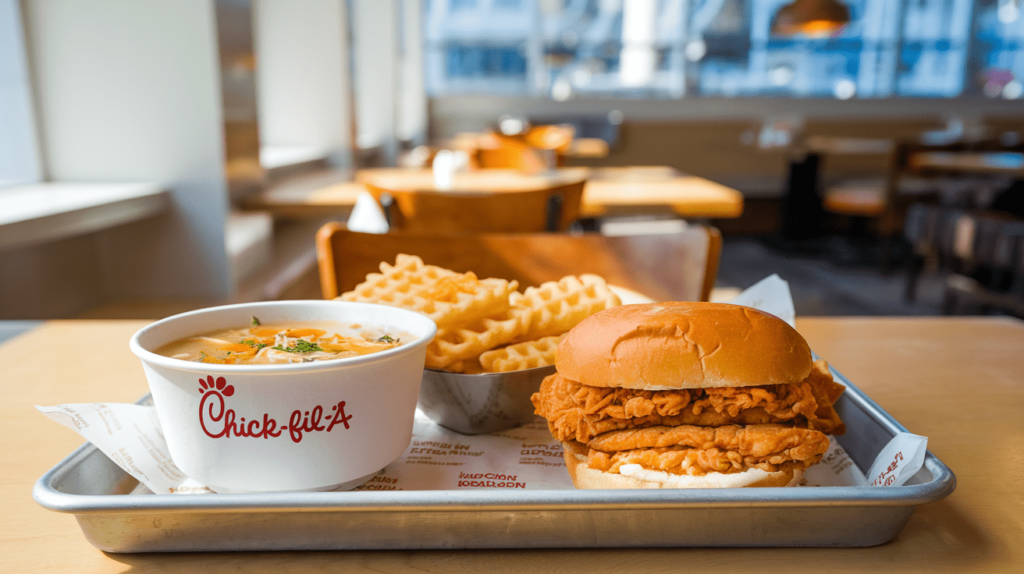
[351, 0, 398, 162]
[254, 0, 353, 168]
[0, 0, 42, 186]
[24, 0, 232, 301]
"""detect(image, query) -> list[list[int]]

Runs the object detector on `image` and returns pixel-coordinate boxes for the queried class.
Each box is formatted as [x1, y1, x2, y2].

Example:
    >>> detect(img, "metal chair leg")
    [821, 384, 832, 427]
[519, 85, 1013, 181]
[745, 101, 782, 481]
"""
[904, 254, 924, 303]
[545, 193, 564, 232]
[942, 289, 958, 315]
[378, 192, 394, 227]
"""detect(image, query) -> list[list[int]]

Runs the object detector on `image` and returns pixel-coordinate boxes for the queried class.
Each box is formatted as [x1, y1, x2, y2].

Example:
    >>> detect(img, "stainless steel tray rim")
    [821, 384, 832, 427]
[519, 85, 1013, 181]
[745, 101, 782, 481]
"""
[34, 446, 955, 515]
[34, 363, 956, 515]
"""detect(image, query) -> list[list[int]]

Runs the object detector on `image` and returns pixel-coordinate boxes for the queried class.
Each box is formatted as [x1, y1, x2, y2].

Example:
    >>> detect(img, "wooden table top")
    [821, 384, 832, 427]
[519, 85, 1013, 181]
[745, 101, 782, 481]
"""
[251, 167, 744, 220]
[579, 166, 744, 218]
[4, 315, 1023, 572]
[356, 167, 588, 193]
[909, 151, 1024, 176]
[445, 131, 610, 159]
[804, 136, 894, 155]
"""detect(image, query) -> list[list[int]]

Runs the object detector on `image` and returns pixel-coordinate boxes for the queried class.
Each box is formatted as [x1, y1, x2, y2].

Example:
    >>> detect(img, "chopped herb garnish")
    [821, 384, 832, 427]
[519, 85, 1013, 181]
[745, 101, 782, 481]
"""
[273, 340, 323, 353]
[241, 338, 267, 351]
[251, 316, 261, 326]
[377, 334, 395, 344]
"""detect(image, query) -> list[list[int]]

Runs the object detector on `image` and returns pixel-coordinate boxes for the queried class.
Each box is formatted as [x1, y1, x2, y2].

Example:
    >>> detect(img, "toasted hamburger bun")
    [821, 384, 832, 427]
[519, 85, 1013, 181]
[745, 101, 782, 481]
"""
[560, 440, 802, 489]
[556, 302, 812, 391]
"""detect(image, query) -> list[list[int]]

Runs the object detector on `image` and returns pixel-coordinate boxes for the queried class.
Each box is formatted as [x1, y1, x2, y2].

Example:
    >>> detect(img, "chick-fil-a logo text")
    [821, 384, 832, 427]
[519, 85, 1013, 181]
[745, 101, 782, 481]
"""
[197, 375, 352, 443]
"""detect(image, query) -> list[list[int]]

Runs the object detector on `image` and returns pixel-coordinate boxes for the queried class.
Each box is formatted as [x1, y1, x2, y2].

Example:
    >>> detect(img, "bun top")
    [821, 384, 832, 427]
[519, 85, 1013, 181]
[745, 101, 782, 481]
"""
[556, 302, 812, 390]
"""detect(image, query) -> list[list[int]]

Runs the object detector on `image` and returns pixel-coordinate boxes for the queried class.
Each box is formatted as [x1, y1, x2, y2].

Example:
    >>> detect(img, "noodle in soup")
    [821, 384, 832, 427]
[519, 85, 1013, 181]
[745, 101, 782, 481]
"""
[156, 317, 409, 365]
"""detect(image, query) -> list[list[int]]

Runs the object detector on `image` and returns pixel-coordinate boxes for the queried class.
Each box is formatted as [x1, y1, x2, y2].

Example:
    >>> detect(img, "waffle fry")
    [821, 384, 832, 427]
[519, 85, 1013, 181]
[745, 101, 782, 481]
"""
[424, 311, 525, 369]
[480, 335, 561, 373]
[338, 254, 517, 328]
[340, 254, 623, 374]
[510, 274, 621, 341]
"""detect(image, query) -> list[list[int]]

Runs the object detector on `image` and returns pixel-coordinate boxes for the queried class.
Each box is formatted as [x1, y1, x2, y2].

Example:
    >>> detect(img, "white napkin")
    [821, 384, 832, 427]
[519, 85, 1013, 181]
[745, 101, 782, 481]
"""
[728, 274, 796, 327]
[432, 149, 471, 191]
[865, 433, 929, 487]
[432, 150, 456, 191]
[346, 191, 390, 234]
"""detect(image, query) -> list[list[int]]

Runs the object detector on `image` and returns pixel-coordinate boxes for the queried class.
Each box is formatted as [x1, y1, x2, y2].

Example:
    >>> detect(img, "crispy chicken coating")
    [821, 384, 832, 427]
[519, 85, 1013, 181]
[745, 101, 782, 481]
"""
[584, 424, 831, 476]
[532, 360, 845, 443]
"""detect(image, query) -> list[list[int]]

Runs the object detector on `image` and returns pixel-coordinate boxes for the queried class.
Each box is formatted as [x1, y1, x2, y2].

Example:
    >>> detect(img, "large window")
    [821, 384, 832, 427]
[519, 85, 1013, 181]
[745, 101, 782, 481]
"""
[424, 0, 1024, 100]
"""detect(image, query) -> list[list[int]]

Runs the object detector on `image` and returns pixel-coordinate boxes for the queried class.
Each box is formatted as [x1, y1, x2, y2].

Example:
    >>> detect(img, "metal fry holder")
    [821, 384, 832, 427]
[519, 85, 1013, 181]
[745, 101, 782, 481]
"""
[417, 365, 556, 435]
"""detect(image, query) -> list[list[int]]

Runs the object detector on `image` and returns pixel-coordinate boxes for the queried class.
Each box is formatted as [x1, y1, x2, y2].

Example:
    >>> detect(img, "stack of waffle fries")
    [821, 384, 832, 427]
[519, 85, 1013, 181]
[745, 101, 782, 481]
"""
[337, 254, 621, 373]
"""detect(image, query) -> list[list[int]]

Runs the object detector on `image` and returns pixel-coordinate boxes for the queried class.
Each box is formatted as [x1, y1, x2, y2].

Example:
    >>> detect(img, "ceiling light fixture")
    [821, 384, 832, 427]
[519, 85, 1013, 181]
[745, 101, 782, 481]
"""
[771, 0, 851, 38]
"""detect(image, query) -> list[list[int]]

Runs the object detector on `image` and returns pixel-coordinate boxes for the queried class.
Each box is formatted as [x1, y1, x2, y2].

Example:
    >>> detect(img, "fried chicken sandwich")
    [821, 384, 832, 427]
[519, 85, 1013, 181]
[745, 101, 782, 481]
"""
[531, 302, 846, 488]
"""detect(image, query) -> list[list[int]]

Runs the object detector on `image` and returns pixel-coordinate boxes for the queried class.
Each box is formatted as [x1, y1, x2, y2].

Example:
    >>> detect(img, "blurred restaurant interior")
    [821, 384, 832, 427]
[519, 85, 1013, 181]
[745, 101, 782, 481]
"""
[2, 0, 1024, 324]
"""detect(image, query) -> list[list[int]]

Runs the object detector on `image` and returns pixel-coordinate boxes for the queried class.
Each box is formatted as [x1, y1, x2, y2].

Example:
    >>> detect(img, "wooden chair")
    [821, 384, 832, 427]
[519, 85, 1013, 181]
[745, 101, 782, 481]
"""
[943, 216, 1024, 316]
[315, 225, 722, 303]
[523, 124, 575, 156]
[362, 180, 585, 234]
[903, 203, 1024, 316]
[820, 141, 947, 270]
[474, 125, 575, 170]
[473, 136, 552, 171]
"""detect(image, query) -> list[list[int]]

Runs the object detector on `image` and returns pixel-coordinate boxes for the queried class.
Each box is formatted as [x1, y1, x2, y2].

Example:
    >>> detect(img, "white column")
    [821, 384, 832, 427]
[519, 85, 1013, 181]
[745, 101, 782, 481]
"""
[254, 0, 354, 168]
[351, 0, 399, 164]
[0, 0, 42, 186]
[620, 0, 658, 87]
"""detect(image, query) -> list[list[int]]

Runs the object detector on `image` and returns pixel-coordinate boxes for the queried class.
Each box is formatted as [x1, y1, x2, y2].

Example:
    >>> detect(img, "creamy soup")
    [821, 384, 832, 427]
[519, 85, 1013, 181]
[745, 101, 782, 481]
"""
[156, 317, 410, 365]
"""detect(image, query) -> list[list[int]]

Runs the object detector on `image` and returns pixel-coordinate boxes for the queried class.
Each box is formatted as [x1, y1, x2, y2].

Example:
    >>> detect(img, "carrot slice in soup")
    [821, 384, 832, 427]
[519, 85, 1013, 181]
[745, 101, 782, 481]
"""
[285, 328, 327, 339]
[219, 343, 258, 354]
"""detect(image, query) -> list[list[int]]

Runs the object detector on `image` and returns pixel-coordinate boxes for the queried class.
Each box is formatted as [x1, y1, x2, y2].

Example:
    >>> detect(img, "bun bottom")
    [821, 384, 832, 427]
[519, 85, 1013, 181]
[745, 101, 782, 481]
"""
[561, 441, 803, 489]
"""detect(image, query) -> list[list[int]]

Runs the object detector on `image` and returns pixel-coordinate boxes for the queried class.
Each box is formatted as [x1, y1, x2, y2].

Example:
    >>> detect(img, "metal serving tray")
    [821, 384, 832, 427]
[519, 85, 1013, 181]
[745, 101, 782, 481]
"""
[33, 365, 955, 552]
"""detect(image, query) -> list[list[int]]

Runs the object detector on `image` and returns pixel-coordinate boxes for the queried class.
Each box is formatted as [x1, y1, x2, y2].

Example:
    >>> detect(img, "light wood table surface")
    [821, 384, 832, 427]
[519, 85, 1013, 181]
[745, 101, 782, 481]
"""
[909, 151, 1024, 176]
[3, 315, 1022, 572]
[804, 136, 895, 155]
[355, 167, 587, 193]
[578, 166, 744, 218]
[249, 167, 744, 221]
[444, 131, 610, 159]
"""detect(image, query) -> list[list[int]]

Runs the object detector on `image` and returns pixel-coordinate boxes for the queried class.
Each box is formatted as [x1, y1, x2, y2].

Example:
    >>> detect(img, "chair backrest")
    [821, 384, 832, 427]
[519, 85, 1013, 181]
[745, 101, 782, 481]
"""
[905, 202, 1024, 288]
[362, 181, 585, 234]
[315, 225, 722, 303]
[473, 125, 574, 170]
[474, 138, 554, 171]
[524, 124, 575, 154]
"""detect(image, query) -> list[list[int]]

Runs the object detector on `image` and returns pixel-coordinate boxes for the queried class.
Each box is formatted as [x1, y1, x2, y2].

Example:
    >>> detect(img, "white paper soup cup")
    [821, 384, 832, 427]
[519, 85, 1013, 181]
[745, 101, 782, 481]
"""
[129, 300, 436, 493]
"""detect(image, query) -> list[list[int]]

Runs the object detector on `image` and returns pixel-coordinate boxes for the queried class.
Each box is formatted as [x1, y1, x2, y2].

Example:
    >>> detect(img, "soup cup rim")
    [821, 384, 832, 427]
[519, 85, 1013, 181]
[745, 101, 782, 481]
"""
[129, 300, 437, 374]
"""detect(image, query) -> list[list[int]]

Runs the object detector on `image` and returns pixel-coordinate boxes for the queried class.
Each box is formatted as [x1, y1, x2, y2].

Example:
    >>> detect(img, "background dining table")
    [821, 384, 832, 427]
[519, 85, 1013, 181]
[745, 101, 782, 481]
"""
[908, 150, 1024, 176]
[248, 166, 745, 221]
[3, 249, 1023, 573]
